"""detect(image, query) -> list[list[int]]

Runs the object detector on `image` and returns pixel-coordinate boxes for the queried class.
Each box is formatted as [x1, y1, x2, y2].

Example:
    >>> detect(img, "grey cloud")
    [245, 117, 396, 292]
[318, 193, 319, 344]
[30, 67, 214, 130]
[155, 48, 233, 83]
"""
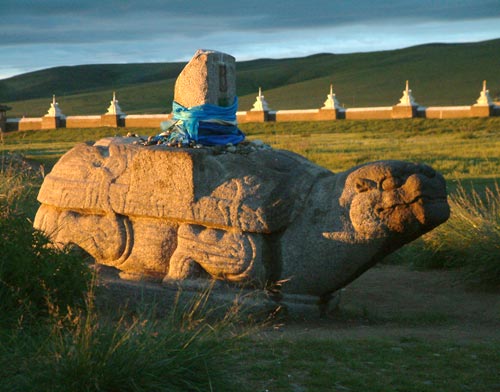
[6, 0, 499, 19]
[1, 0, 499, 79]
[1, 0, 499, 46]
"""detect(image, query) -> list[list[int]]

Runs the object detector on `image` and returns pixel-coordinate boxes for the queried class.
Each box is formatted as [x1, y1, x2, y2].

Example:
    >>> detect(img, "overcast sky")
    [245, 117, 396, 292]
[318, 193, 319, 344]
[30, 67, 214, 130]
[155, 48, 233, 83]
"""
[1, 0, 500, 80]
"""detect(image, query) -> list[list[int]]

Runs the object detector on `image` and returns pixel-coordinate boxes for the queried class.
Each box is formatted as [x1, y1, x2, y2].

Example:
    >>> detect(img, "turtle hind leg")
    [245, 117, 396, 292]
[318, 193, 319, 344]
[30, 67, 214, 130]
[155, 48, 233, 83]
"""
[317, 290, 342, 318]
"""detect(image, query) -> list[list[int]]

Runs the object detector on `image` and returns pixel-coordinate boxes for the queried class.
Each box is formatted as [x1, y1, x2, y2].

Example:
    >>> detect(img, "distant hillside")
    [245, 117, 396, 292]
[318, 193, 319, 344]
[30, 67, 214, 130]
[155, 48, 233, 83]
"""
[1, 39, 499, 117]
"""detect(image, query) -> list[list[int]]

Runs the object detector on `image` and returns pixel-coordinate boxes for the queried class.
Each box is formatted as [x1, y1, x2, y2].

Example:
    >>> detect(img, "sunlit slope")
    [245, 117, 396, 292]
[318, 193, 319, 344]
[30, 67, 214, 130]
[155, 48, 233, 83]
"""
[2, 39, 499, 116]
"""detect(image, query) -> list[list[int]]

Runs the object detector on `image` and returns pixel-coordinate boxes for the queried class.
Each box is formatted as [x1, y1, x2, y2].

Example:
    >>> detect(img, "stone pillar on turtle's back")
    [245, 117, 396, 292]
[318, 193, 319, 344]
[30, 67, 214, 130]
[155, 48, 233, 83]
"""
[246, 87, 271, 122]
[317, 84, 345, 120]
[470, 80, 495, 117]
[392, 80, 419, 119]
[101, 92, 125, 127]
[174, 49, 236, 108]
[42, 95, 65, 129]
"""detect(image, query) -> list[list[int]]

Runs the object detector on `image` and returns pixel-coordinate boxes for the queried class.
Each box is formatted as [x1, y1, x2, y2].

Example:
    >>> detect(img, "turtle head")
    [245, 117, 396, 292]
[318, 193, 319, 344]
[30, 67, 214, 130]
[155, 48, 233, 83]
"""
[338, 160, 450, 244]
[280, 160, 450, 298]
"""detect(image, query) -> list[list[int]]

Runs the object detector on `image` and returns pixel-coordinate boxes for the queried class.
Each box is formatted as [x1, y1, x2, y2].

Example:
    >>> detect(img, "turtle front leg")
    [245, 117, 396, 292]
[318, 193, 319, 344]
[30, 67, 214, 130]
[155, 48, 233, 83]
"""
[162, 223, 266, 287]
[163, 224, 212, 282]
[163, 252, 207, 281]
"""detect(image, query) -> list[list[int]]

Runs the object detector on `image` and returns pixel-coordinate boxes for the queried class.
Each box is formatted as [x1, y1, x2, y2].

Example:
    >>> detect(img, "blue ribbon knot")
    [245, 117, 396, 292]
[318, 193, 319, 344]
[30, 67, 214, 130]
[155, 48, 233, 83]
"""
[159, 97, 245, 146]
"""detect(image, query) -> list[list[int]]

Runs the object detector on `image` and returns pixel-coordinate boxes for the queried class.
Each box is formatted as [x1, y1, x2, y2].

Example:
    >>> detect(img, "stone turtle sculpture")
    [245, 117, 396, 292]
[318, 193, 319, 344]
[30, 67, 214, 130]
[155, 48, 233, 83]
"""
[34, 137, 449, 305]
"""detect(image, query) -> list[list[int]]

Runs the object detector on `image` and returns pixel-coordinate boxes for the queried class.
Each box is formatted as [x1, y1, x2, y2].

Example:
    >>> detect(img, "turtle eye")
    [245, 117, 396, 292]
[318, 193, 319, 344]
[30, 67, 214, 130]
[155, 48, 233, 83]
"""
[355, 178, 377, 193]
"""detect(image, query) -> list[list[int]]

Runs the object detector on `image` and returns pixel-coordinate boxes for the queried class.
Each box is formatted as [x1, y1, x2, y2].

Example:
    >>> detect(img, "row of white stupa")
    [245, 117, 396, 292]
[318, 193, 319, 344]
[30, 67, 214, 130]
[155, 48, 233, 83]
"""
[45, 92, 124, 118]
[44, 81, 495, 118]
[250, 80, 496, 112]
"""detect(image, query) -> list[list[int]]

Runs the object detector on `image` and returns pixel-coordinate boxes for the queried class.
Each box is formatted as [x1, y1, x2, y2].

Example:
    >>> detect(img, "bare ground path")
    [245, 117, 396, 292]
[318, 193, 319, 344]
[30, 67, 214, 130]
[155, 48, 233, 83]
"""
[260, 265, 500, 343]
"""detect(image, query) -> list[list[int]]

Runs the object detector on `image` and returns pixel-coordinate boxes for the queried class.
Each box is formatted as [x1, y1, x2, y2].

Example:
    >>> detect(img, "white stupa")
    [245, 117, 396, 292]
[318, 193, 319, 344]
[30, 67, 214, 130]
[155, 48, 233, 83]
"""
[106, 92, 124, 115]
[322, 84, 343, 110]
[396, 80, 418, 106]
[250, 87, 270, 111]
[45, 95, 64, 117]
[474, 80, 494, 106]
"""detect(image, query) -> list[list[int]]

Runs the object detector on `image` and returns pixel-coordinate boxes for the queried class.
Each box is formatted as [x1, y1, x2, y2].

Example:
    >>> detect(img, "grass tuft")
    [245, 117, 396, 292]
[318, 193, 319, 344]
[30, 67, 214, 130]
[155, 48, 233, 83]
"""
[0, 156, 91, 327]
[0, 288, 240, 392]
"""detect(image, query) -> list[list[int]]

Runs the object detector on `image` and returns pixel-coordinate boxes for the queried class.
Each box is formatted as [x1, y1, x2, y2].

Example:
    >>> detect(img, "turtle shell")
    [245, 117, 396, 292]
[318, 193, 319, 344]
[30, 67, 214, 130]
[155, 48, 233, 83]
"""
[37, 137, 331, 233]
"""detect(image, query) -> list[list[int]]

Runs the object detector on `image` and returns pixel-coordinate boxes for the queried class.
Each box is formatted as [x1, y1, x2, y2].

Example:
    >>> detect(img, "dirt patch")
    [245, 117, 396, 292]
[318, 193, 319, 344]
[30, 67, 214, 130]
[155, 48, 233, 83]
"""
[261, 265, 500, 342]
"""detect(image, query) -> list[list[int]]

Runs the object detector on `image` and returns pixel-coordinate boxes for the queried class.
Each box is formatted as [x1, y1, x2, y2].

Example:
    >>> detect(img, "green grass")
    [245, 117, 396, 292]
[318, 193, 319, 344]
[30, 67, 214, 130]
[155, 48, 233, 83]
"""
[0, 156, 90, 327]
[240, 118, 500, 184]
[1, 127, 129, 169]
[0, 291, 243, 392]
[235, 338, 500, 392]
[2, 39, 500, 116]
[1, 118, 499, 391]
[2, 117, 500, 180]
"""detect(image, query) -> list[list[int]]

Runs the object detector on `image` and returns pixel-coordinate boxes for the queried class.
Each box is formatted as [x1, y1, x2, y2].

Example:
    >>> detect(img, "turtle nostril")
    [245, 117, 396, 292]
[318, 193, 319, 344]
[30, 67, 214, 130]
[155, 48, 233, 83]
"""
[355, 178, 377, 193]
[355, 182, 366, 193]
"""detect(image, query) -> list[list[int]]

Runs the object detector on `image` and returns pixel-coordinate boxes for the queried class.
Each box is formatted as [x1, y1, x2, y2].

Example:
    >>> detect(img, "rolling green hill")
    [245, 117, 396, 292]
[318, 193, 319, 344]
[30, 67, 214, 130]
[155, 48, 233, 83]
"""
[1, 39, 499, 117]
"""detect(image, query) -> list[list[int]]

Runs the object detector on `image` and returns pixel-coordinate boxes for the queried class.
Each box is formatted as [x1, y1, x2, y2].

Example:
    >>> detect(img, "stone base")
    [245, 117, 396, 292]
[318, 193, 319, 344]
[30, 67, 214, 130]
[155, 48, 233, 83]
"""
[470, 105, 492, 117]
[317, 108, 344, 120]
[97, 269, 343, 320]
[101, 114, 122, 127]
[245, 110, 269, 123]
[392, 105, 417, 119]
[42, 116, 63, 130]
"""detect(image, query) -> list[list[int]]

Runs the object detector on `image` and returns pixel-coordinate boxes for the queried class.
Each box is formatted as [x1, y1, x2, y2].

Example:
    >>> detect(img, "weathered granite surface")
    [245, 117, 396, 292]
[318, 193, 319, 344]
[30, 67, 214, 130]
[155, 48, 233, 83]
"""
[34, 137, 450, 303]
